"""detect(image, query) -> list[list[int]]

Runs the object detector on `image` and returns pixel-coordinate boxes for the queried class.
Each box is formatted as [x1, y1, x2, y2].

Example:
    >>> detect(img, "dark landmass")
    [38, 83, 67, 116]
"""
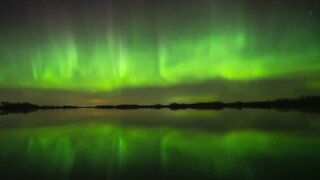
[0, 102, 80, 115]
[0, 102, 79, 109]
[1, 96, 320, 115]
[166, 96, 320, 113]
[95, 96, 320, 110]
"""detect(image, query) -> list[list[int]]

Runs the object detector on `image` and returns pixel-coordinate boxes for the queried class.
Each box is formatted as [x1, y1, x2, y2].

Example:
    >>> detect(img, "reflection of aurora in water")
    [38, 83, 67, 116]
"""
[1, 123, 320, 179]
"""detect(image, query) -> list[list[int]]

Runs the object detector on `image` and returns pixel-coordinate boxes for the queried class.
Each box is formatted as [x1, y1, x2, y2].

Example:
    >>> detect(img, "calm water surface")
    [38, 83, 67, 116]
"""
[0, 109, 320, 179]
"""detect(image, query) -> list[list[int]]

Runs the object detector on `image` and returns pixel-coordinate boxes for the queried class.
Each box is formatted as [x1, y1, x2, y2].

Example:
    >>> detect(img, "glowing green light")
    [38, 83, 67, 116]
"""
[1, 124, 320, 179]
[0, 1, 319, 92]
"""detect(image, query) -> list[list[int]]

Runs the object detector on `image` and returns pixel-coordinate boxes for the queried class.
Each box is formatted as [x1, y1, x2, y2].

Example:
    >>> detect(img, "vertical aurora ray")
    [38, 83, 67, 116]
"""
[30, 31, 79, 86]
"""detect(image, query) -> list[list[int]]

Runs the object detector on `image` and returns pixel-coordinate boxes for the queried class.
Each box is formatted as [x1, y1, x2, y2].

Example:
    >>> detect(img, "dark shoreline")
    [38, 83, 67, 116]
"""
[1, 96, 320, 115]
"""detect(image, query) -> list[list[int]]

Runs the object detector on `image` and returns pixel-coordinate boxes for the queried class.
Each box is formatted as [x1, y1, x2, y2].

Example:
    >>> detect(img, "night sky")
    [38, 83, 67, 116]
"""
[0, 0, 319, 105]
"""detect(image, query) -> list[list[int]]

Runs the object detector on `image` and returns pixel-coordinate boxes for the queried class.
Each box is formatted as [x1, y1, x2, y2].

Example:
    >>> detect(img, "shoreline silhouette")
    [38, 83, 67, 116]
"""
[1, 96, 320, 115]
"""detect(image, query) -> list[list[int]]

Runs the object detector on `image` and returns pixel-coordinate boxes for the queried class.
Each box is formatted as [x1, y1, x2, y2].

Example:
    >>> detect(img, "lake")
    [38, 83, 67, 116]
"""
[0, 109, 319, 179]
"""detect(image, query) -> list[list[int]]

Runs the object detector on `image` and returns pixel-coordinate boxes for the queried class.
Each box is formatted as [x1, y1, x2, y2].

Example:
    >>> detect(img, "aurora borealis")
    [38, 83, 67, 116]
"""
[0, 0, 319, 104]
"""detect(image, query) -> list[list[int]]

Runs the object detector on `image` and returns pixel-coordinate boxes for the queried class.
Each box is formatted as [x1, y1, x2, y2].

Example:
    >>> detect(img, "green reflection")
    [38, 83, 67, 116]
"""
[1, 123, 320, 179]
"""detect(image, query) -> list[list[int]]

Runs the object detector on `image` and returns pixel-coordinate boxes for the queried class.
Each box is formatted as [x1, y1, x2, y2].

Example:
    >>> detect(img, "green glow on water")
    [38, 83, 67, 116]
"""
[1, 123, 320, 179]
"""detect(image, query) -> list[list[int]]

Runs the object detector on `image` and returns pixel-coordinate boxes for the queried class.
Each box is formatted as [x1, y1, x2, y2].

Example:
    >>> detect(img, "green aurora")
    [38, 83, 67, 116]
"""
[0, 0, 319, 104]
